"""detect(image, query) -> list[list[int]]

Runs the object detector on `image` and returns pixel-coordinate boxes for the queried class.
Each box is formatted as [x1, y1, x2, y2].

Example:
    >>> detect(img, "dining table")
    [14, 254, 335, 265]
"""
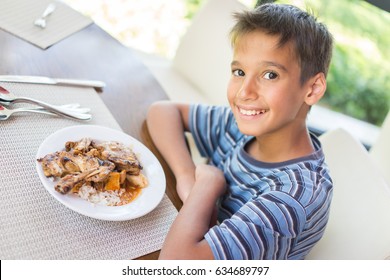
[0, 16, 183, 259]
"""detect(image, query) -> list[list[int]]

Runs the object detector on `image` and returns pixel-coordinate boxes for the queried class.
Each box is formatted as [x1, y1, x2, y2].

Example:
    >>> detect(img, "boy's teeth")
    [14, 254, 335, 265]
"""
[239, 108, 265, 116]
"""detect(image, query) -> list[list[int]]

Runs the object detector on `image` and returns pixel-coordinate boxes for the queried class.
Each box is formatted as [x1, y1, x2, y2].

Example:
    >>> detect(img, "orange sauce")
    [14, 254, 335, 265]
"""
[118, 186, 142, 205]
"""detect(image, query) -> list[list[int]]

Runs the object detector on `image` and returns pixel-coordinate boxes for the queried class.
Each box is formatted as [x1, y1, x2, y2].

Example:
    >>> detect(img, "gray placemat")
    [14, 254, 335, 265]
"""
[0, 0, 92, 49]
[0, 82, 177, 259]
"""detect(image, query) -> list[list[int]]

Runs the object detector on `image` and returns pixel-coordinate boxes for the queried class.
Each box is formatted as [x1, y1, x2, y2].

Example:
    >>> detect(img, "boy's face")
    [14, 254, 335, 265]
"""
[228, 31, 312, 138]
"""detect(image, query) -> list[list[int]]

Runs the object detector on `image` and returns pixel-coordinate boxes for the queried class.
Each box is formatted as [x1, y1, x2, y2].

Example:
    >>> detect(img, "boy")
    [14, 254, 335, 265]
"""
[147, 3, 333, 260]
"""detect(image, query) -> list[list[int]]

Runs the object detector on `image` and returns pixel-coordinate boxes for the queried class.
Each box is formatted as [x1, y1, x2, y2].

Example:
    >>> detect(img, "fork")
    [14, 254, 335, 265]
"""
[0, 86, 91, 120]
[0, 104, 91, 121]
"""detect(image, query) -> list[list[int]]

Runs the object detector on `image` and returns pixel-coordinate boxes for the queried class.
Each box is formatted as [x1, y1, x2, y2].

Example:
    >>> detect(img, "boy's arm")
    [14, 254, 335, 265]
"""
[146, 101, 196, 201]
[159, 164, 226, 260]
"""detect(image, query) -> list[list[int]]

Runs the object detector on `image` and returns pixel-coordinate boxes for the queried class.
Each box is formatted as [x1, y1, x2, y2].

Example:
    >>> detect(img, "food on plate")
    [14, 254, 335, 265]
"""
[37, 138, 148, 206]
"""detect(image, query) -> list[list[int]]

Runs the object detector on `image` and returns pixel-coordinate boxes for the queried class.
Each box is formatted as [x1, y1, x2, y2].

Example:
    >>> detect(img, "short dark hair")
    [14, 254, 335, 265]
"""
[230, 3, 333, 85]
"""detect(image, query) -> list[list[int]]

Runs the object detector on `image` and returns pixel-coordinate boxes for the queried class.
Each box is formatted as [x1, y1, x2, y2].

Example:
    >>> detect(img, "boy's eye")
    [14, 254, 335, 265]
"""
[232, 69, 245, 77]
[264, 71, 278, 80]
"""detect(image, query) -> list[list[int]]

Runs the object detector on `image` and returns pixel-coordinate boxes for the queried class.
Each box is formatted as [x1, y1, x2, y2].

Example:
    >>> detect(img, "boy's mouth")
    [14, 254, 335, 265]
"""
[238, 107, 268, 116]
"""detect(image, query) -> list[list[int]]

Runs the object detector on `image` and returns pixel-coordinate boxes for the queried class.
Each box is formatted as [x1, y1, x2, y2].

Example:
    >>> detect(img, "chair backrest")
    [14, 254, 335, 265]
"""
[172, 0, 247, 105]
[369, 111, 390, 184]
[306, 128, 390, 259]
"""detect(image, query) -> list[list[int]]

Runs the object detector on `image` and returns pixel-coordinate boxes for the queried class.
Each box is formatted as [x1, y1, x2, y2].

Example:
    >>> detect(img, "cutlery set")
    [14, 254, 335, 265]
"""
[34, 3, 56, 29]
[1, 3, 107, 121]
[0, 85, 92, 121]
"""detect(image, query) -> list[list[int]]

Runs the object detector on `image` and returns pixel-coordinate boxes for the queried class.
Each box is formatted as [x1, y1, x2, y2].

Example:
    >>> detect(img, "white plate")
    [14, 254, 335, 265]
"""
[36, 125, 166, 221]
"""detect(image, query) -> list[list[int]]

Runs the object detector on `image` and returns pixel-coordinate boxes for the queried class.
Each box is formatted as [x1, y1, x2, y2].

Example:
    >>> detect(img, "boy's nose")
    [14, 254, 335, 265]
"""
[237, 76, 259, 100]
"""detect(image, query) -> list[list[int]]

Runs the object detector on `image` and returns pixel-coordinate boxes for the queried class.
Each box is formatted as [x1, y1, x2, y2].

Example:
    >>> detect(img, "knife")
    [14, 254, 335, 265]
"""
[0, 75, 106, 90]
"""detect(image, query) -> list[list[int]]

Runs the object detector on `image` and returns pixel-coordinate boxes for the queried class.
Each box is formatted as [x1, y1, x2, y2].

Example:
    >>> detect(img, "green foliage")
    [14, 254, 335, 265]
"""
[315, 0, 390, 125]
[324, 44, 389, 125]
[314, 0, 390, 58]
[278, 0, 390, 125]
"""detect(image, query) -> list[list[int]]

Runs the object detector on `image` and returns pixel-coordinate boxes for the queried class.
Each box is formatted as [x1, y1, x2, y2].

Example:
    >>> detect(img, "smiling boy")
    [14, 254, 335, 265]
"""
[147, 3, 333, 259]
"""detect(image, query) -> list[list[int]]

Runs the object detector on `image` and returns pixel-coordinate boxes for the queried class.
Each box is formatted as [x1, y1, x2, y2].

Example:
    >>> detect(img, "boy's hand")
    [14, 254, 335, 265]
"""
[176, 173, 196, 202]
[194, 164, 225, 227]
[195, 164, 226, 197]
[159, 164, 225, 259]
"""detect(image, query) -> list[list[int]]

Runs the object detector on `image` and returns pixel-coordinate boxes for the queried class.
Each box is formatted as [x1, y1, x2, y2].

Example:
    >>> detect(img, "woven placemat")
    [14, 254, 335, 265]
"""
[0, 82, 177, 259]
[0, 0, 92, 49]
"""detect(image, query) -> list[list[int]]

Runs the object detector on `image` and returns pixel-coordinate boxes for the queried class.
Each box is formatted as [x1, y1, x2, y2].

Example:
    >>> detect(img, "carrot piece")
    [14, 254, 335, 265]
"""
[105, 172, 120, 191]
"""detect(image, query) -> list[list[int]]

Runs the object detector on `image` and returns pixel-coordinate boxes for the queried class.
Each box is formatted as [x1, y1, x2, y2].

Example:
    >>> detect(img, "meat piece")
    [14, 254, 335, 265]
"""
[60, 154, 81, 173]
[85, 164, 115, 183]
[60, 152, 100, 172]
[37, 151, 67, 177]
[55, 168, 96, 194]
[93, 141, 142, 174]
[65, 138, 92, 154]
[37, 151, 100, 177]
[55, 159, 116, 194]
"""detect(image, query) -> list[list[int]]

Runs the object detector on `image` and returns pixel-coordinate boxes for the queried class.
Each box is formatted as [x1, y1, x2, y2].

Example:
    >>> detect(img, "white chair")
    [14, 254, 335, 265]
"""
[139, 0, 247, 105]
[369, 111, 390, 185]
[306, 128, 390, 259]
[139, 0, 247, 164]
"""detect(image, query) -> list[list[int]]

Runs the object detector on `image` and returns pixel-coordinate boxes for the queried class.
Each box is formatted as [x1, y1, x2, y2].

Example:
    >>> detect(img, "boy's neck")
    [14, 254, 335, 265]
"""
[245, 128, 314, 163]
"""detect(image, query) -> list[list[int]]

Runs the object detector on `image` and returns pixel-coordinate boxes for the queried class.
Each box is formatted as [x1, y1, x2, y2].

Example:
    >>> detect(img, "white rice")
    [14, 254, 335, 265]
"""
[78, 184, 123, 206]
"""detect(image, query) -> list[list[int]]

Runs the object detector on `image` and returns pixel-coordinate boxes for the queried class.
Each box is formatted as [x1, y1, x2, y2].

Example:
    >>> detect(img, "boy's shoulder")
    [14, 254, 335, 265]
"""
[190, 104, 239, 134]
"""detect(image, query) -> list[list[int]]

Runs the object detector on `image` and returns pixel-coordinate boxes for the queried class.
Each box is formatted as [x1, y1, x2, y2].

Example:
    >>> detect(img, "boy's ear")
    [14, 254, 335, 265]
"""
[304, 73, 326, 106]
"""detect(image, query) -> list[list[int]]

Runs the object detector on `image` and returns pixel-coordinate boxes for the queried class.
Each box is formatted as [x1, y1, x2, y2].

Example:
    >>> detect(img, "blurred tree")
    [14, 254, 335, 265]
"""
[277, 0, 390, 125]
[256, 0, 275, 6]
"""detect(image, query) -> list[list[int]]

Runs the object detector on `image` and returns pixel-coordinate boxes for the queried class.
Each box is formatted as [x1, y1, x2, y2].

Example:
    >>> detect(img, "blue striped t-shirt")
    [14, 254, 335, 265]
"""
[189, 104, 333, 260]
